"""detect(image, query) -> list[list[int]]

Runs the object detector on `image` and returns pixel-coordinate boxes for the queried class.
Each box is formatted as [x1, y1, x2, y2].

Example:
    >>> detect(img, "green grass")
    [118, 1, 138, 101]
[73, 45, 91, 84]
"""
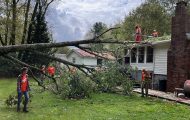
[0, 79, 190, 120]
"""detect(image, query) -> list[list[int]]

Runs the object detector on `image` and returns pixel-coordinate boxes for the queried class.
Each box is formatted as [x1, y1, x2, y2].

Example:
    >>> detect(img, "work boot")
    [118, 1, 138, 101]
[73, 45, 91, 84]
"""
[23, 108, 29, 113]
[17, 108, 20, 112]
[17, 105, 20, 112]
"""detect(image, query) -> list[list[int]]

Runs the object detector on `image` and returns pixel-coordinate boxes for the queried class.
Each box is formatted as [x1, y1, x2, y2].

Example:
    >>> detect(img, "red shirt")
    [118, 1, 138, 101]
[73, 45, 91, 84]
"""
[142, 72, 145, 81]
[135, 27, 142, 42]
[21, 74, 28, 92]
[47, 67, 55, 76]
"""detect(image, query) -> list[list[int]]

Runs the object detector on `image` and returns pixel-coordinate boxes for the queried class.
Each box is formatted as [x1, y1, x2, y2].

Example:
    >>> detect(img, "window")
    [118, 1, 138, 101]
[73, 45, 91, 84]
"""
[138, 47, 145, 63]
[131, 48, 137, 63]
[72, 57, 76, 63]
[146, 46, 153, 63]
[124, 49, 129, 56]
[97, 59, 103, 66]
[125, 57, 130, 64]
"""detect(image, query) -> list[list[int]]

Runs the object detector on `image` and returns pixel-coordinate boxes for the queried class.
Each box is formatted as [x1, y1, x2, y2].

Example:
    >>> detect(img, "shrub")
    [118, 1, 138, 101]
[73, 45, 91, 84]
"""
[93, 62, 134, 95]
[5, 92, 33, 107]
[48, 67, 97, 99]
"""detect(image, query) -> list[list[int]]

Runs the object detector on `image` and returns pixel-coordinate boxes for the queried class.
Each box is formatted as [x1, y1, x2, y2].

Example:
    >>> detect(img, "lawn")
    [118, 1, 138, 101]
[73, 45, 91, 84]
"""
[0, 79, 190, 120]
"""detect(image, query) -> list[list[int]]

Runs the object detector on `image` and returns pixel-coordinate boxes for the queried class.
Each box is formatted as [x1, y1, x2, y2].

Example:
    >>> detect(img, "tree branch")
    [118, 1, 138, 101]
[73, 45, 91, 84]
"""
[0, 34, 5, 46]
[0, 39, 136, 53]
[42, 0, 54, 18]
[3, 54, 60, 91]
[3, 55, 45, 89]
[95, 27, 121, 39]
[76, 45, 109, 60]
[30, 50, 94, 72]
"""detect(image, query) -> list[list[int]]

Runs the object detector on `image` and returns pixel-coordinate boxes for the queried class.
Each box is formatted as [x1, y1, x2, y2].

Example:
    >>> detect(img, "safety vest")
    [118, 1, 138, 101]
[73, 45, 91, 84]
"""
[48, 67, 55, 76]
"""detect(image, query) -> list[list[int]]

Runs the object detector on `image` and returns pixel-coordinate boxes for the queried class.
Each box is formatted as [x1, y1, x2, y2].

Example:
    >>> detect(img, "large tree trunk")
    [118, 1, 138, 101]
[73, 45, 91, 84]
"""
[21, 0, 31, 44]
[27, 1, 39, 44]
[0, 39, 128, 53]
[5, 0, 10, 45]
[9, 0, 17, 45]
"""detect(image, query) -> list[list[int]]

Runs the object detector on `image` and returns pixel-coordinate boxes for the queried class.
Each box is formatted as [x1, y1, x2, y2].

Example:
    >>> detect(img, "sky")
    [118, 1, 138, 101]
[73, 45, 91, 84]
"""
[47, 0, 145, 42]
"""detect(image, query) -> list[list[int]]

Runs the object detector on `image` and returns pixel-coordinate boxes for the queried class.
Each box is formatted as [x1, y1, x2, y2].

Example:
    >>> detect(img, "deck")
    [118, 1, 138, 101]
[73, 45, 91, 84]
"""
[133, 88, 190, 105]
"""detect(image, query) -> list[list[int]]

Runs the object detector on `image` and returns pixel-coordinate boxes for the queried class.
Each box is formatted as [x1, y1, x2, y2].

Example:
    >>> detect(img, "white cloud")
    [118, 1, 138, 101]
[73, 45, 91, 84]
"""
[47, 0, 145, 42]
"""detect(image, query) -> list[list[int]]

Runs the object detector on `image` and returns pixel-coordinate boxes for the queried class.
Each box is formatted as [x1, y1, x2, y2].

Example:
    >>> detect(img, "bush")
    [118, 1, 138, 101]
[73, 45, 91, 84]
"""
[49, 68, 97, 99]
[5, 92, 33, 107]
[93, 62, 134, 95]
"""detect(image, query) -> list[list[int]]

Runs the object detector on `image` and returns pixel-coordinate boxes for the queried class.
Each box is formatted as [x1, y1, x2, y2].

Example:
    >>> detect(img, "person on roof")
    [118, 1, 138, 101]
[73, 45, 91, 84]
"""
[135, 25, 142, 43]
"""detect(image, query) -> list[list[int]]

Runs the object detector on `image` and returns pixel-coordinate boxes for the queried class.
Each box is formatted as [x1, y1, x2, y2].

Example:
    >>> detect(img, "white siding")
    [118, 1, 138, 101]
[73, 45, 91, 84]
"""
[154, 44, 169, 75]
[67, 52, 84, 64]
[83, 57, 97, 66]
[130, 47, 154, 71]
[67, 52, 97, 66]
[130, 63, 154, 71]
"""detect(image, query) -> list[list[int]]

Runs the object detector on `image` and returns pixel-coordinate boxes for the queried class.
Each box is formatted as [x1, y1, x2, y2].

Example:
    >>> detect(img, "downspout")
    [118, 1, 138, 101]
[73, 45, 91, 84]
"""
[152, 46, 156, 90]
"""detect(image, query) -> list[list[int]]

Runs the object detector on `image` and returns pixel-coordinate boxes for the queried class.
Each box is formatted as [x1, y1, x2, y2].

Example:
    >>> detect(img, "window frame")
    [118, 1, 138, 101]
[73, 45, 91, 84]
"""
[146, 46, 154, 63]
[138, 47, 145, 63]
[131, 48, 137, 63]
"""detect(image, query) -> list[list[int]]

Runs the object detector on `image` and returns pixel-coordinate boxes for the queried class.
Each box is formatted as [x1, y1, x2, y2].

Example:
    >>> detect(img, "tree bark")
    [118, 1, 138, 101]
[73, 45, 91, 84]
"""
[27, 1, 38, 44]
[0, 39, 132, 53]
[21, 0, 31, 44]
[10, 0, 17, 45]
[5, 0, 10, 45]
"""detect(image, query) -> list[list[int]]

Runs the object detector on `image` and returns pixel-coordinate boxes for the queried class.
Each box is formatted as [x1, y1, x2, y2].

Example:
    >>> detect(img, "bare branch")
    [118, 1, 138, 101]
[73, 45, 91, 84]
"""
[95, 27, 121, 39]
[21, 0, 31, 44]
[42, 0, 54, 18]
[0, 34, 5, 46]
[76, 46, 109, 60]
[30, 50, 94, 72]
[16, 0, 20, 4]
[3, 55, 45, 89]
[3, 54, 60, 91]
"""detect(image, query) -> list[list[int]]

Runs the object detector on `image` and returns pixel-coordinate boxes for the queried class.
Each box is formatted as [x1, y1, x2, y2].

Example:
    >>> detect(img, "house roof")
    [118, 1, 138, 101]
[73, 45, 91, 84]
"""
[55, 54, 67, 60]
[75, 49, 95, 57]
[67, 49, 115, 60]
[151, 39, 171, 45]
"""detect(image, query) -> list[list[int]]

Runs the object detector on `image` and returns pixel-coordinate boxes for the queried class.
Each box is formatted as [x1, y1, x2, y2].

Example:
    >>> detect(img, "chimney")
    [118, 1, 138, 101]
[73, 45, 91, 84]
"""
[167, 0, 190, 92]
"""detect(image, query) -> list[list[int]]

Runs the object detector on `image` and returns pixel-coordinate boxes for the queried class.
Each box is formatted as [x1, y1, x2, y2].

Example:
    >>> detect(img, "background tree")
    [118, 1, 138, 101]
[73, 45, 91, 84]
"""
[21, 6, 53, 67]
[88, 22, 108, 52]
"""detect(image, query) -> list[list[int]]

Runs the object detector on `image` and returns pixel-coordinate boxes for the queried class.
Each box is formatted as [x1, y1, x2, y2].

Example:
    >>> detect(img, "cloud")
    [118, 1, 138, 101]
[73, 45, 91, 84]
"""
[47, 0, 144, 42]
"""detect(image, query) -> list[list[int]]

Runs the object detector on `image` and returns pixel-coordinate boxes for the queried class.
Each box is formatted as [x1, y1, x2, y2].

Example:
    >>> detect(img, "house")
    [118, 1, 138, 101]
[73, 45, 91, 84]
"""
[125, 39, 171, 90]
[66, 49, 115, 67]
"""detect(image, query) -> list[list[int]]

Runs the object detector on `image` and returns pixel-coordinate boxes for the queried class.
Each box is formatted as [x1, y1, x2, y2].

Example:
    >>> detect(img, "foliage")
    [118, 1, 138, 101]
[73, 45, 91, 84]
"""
[89, 22, 108, 52]
[1, 79, 190, 120]
[21, 9, 53, 67]
[93, 62, 133, 95]
[106, 0, 171, 42]
[5, 92, 33, 107]
[90, 22, 108, 38]
[47, 67, 97, 99]
[55, 47, 70, 54]
[145, 35, 171, 42]
[0, 56, 20, 77]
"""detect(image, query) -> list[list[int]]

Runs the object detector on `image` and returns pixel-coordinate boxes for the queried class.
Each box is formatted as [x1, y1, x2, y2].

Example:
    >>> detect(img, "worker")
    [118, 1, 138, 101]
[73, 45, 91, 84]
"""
[70, 67, 77, 74]
[40, 65, 46, 84]
[152, 30, 158, 37]
[17, 67, 30, 112]
[47, 66, 55, 77]
[135, 25, 142, 43]
[141, 69, 150, 97]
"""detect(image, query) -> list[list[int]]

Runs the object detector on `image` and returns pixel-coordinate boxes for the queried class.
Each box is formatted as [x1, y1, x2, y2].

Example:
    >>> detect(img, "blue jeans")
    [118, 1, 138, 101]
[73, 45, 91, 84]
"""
[17, 91, 29, 111]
